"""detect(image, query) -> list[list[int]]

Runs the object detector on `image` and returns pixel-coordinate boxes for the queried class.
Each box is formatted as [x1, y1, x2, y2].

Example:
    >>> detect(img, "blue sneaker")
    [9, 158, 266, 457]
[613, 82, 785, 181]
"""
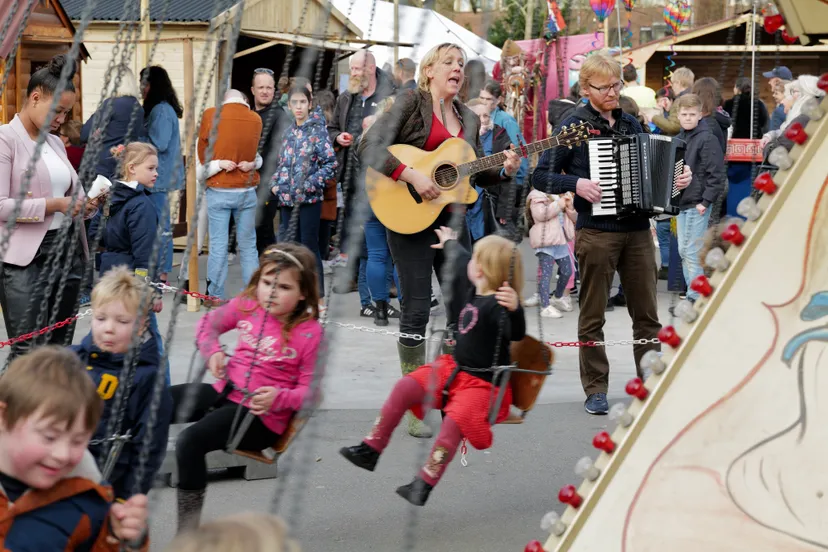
[584, 392, 609, 415]
[79, 293, 91, 308]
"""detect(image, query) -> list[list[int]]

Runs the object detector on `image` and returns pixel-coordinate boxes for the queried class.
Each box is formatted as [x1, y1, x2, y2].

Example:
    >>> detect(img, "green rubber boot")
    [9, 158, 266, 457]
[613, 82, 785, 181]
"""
[398, 341, 433, 438]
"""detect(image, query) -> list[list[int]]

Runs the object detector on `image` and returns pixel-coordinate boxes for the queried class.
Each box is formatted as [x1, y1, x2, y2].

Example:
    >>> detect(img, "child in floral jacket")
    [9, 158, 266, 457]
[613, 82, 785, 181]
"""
[271, 85, 337, 297]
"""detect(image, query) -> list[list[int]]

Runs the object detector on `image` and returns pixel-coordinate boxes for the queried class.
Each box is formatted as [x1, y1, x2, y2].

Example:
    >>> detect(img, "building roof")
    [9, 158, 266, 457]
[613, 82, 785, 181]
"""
[61, 0, 216, 22]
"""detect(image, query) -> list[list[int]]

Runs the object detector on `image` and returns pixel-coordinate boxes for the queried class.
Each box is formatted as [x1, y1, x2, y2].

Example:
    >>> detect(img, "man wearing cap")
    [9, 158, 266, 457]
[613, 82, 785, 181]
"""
[764, 66, 793, 133]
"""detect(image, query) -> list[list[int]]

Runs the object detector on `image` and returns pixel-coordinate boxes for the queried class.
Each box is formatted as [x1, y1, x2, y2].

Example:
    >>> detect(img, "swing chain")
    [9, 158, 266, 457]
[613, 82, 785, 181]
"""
[460, 439, 468, 467]
[89, 432, 133, 447]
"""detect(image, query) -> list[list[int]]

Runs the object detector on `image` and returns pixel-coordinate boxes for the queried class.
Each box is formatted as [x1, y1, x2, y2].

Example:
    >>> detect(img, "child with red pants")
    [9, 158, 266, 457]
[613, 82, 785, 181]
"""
[340, 228, 526, 506]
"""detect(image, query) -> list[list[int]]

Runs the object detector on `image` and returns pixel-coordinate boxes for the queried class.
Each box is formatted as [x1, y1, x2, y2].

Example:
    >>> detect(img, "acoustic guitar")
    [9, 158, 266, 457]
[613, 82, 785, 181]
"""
[365, 122, 592, 235]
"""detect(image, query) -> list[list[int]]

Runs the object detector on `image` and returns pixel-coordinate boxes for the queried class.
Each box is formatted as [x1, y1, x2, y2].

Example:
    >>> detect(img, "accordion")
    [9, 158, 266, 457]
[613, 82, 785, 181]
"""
[588, 134, 686, 217]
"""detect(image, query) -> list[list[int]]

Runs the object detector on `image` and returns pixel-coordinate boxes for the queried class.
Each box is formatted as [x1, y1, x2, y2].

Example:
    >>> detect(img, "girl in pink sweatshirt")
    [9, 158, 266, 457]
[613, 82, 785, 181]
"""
[171, 243, 324, 532]
[525, 189, 577, 318]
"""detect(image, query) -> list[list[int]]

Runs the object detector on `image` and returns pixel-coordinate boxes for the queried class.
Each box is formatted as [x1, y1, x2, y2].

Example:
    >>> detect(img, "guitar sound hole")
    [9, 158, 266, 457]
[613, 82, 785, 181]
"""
[433, 164, 458, 190]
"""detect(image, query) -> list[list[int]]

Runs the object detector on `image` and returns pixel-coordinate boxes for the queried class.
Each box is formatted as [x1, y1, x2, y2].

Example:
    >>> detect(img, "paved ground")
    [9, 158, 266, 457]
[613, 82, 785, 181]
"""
[0, 239, 679, 551]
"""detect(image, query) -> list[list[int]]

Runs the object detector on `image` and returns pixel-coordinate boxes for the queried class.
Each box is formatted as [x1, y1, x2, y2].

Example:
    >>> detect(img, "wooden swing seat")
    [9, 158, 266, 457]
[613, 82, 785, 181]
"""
[495, 335, 554, 423]
[232, 411, 307, 464]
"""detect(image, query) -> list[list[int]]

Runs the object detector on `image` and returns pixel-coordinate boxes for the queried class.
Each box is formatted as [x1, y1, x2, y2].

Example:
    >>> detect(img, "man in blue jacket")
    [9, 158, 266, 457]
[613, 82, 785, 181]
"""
[71, 267, 172, 500]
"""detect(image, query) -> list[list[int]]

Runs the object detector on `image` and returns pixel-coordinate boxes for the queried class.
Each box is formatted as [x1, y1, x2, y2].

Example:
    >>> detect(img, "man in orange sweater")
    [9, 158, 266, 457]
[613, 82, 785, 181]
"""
[198, 89, 263, 300]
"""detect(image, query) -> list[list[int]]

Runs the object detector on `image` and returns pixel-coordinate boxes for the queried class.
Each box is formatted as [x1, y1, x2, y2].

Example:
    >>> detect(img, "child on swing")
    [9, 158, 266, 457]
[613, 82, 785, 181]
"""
[171, 243, 323, 531]
[340, 230, 525, 506]
[71, 266, 173, 501]
[0, 347, 148, 550]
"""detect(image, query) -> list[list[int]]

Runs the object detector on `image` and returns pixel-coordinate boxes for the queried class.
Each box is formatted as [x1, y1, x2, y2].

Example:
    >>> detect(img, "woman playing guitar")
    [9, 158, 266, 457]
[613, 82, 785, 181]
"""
[359, 43, 521, 438]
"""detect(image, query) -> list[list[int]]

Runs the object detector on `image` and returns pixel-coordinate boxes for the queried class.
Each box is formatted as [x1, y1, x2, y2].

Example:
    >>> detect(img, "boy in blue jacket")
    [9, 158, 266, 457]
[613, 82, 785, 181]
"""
[0, 346, 149, 550]
[72, 266, 173, 500]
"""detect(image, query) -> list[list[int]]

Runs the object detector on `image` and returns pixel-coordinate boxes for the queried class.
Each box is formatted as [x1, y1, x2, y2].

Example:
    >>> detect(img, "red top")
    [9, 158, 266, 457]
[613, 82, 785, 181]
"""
[390, 113, 464, 181]
[65, 145, 84, 171]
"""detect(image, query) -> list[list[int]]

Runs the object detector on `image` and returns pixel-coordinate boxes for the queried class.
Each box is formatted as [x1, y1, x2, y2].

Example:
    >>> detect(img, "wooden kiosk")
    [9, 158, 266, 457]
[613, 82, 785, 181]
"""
[527, 2, 828, 551]
[0, 0, 89, 123]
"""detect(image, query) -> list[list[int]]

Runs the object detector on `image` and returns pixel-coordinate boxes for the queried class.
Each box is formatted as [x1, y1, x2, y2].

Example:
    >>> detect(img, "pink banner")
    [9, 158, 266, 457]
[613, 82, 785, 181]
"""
[515, 33, 602, 101]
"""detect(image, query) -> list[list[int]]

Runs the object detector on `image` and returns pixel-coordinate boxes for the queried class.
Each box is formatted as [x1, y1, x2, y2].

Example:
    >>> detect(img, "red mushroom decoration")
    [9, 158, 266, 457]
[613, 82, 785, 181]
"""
[763, 14, 784, 33]
[593, 430, 616, 454]
[558, 484, 583, 508]
[658, 326, 681, 348]
[625, 377, 649, 400]
[818, 73, 828, 94]
[753, 172, 777, 195]
[784, 121, 808, 145]
[525, 541, 545, 552]
[721, 224, 745, 246]
[690, 275, 713, 297]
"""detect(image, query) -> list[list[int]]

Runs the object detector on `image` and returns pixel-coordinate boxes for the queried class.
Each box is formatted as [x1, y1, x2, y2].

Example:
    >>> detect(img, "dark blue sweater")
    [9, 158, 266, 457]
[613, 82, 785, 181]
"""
[99, 181, 159, 277]
[81, 96, 147, 179]
[71, 333, 172, 499]
[532, 102, 649, 232]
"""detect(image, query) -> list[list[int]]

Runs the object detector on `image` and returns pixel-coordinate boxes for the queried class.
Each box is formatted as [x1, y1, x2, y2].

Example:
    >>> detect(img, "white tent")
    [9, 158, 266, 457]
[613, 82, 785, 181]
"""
[332, 0, 501, 73]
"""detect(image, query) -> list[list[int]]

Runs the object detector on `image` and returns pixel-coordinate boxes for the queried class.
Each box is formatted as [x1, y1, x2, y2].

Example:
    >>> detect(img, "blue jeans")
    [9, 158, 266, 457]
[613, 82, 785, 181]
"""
[147, 191, 173, 275]
[677, 207, 711, 301]
[656, 219, 671, 268]
[206, 188, 259, 299]
[278, 202, 324, 296]
[364, 213, 399, 303]
[148, 311, 171, 386]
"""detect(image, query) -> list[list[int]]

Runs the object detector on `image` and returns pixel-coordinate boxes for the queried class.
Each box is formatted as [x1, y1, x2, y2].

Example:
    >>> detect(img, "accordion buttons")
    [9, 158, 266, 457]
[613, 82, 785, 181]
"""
[763, 14, 784, 33]
[592, 431, 616, 454]
[690, 275, 713, 297]
[753, 172, 777, 195]
[784, 122, 808, 145]
[819, 73, 828, 94]
[722, 223, 745, 246]
[525, 540, 545, 552]
[658, 325, 681, 347]
[625, 377, 649, 401]
[558, 485, 583, 508]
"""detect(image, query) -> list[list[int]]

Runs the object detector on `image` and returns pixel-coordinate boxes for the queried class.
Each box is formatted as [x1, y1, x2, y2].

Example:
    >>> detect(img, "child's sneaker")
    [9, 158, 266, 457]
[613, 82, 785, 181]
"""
[540, 305, 563, 318]
[359, 304, 375, 318]
[523, 293, 540, 307]
[550, 295, 572, 312]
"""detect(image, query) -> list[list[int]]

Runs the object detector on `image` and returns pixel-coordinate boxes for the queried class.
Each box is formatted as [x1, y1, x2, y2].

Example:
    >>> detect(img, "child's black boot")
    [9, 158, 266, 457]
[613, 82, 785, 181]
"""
[339, 442, 380, 472]
[396, 477, 433, 506]
[176, 487, 206, 533]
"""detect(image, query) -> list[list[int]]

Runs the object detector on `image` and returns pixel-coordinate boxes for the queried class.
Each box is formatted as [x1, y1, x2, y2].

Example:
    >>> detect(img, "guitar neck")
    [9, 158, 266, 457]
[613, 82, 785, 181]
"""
[461, 136, 564, 176]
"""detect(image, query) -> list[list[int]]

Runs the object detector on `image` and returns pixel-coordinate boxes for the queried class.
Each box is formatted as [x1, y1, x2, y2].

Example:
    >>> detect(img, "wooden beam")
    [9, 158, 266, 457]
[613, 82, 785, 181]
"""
[234, 40, 281, 59]
[183, 37, 200, 313]
[23, 24, 73, 39]
[0, 60, 6, 124]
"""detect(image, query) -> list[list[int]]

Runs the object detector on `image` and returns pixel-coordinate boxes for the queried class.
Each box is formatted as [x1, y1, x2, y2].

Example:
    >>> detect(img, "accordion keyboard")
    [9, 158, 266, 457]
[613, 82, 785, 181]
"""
[588, 139, 621, 216]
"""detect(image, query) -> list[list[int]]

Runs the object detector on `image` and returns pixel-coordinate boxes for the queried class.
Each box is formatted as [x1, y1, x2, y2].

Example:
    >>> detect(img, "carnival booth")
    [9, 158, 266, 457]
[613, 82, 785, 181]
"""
[0, 0, 89, 124]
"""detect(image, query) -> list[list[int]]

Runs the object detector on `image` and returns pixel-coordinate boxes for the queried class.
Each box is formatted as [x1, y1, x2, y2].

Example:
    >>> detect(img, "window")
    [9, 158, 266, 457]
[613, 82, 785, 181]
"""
[652, 23, 670, 40]
[639, 26, 653, 44]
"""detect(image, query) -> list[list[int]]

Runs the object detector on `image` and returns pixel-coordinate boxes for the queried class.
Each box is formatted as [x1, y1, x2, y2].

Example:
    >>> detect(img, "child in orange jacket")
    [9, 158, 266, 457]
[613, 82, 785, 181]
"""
[0, 347, 149, 551]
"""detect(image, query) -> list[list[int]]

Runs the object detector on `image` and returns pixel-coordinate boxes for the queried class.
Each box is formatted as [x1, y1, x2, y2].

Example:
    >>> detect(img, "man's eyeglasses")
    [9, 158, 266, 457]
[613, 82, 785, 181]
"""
[254, 67, 274, 75]
[589, 81, 623, 95]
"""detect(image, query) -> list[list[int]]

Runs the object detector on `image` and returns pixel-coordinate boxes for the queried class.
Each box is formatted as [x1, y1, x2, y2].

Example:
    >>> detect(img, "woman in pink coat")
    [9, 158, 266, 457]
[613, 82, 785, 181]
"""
[0, 55, 96, 358]
[524, 188, 577, 318]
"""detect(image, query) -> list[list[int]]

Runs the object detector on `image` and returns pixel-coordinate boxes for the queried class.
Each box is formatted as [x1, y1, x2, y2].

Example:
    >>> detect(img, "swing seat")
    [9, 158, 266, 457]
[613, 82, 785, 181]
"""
[509, 335, 554, 413]
[233, 413, 307, 464]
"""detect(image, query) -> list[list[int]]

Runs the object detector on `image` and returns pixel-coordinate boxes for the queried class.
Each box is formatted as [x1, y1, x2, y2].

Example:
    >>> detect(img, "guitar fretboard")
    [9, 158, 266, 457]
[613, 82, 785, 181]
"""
[461, 135, 566, 176]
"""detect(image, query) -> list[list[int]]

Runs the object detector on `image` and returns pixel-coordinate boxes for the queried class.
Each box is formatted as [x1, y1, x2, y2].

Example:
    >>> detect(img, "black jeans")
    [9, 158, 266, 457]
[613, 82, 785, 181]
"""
[386, 209, 469, 347]
[279, 202, 324, 296]
[0, 229, 82, 359]
[256, 197, 280, 257]
[171, 383, 279, 491]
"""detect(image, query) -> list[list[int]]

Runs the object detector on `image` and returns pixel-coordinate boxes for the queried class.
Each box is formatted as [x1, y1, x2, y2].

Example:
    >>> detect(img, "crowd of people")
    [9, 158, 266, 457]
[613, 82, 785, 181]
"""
[0, 35, 821, 550]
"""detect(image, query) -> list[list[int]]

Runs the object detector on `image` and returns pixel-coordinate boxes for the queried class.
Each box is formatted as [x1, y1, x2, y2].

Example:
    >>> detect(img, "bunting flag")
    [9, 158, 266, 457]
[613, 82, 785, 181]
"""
[546, 0, 567, 35]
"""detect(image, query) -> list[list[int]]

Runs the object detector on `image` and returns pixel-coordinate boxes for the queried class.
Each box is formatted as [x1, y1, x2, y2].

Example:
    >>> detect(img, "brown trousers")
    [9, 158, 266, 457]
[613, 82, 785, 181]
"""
[574, 228, 661, 395]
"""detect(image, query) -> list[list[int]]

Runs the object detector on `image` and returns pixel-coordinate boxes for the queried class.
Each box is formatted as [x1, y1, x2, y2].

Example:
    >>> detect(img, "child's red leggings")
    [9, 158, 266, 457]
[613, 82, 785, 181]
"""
[363, 377, 463, 486]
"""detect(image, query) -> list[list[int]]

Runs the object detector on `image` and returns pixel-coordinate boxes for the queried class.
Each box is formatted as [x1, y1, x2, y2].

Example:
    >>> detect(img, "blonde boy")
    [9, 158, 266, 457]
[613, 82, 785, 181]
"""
[674, 93, 725, 302]
[0, 346, 148, 550]
[71, 266, 173, 501]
